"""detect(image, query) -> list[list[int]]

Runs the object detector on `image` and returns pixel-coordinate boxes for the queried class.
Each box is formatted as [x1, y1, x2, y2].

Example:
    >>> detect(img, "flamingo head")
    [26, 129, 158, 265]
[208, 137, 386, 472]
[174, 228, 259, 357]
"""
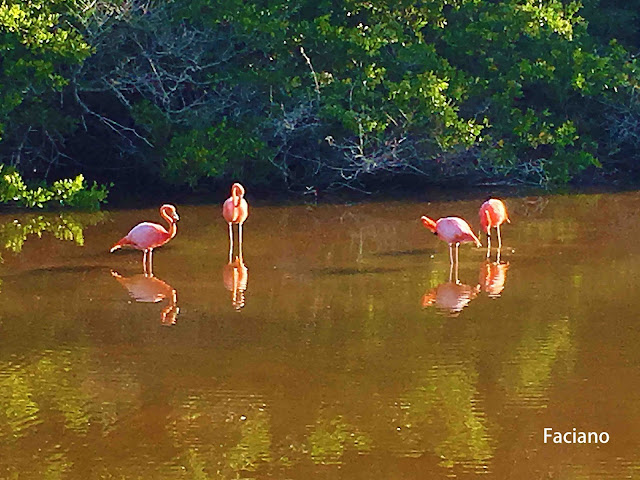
[161, 204, 180, 222]
[421, 216, 437, 234]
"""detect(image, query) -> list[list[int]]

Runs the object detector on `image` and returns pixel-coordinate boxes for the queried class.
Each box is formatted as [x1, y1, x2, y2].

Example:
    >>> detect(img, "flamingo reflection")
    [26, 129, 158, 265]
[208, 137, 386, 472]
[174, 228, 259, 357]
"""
[421, 262, 480, 316]
[111, 271, 179, 325]
[223, 256, 248, 311]
[478, 259, 509, 298]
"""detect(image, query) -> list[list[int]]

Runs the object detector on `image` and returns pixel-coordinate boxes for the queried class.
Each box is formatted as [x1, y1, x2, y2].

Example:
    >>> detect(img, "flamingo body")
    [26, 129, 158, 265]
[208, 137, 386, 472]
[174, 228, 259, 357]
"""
[479, 198, 510, 233]
[422, 216, 481, 247]
[110, 204, 179, 274]
[113, 222, 173, 251]
[421, 215, 480, 265]
[223, 183, 249, 262]
[479, 198, 510, 251]
[222, 183, 249, 225]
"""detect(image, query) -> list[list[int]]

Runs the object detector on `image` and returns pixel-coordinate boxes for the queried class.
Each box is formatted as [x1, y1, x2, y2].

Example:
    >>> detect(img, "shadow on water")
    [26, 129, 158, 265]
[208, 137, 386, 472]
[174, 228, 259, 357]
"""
[375, 248, 436, 257]
[312, 266, 404, 276]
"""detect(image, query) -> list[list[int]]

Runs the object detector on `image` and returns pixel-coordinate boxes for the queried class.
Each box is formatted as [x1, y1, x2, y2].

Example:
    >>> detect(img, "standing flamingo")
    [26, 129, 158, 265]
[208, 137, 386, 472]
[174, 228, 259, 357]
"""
[110, 204, 180, 275]
[222, 183, 249, 262]
[479, 198, 510, 254]
[421, 216, 481, 265]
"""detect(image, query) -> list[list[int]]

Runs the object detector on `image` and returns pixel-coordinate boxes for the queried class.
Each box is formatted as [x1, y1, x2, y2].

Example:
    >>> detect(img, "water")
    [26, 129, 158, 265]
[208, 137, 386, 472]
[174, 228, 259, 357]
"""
[0, 192, 638, 478]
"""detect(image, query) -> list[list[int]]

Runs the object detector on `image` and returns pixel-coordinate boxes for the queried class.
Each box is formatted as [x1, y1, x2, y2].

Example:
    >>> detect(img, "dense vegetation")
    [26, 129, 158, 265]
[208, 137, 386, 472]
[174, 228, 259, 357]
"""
[1, 0, 640, 204]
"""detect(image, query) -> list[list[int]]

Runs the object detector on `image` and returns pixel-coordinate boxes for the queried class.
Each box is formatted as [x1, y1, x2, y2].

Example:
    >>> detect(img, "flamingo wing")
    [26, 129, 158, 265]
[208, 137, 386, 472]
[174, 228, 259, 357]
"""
[436, 217, 481, 246]
[126, 222, 170, 250]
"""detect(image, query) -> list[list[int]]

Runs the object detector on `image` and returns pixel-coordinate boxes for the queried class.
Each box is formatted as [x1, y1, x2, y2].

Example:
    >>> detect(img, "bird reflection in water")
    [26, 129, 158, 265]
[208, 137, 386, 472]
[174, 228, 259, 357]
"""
[111, 271, 179, 325]
[223, 256, 248, 311]
[421, 261, 480, 316]
[478, 256, 509, 298]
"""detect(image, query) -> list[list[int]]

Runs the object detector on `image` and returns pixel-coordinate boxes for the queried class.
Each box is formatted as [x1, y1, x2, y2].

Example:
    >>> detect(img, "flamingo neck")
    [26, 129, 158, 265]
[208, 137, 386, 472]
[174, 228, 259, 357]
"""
[482, 210, 492, 231]
[421, 216, 438, 233]
[160, 210, 177, 238]
[231, 183, 244, 207]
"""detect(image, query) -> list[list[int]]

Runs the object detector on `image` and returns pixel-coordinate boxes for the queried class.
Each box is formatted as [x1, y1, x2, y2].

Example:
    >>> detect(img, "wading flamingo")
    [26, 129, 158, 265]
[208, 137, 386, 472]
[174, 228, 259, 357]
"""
[110, 204, 180, 275]
[479, 198, 510, 254]
[421, 216, 481, 265]
[222, 183, 249, 262]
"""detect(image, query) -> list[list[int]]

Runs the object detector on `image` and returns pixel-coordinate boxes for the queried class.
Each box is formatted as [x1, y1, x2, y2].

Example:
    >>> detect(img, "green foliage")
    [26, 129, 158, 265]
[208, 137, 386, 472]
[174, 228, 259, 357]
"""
[0, 165, 109, 209]
[0, 0, 90, 145]
[2, 0, 640, 192]
[163, 121, 268, 188]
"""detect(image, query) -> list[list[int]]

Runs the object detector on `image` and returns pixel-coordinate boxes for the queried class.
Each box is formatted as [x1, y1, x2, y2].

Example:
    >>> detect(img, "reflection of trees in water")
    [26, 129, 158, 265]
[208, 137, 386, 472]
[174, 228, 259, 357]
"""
[0, 211, 108, 254]
[167, 393, 274, 476]
[307, 409, 372, 464]
[500, 316, 574, 408]
[0, 349, 142, 477]
[0, 349, 494, 477]
[392, 365, 494, 469]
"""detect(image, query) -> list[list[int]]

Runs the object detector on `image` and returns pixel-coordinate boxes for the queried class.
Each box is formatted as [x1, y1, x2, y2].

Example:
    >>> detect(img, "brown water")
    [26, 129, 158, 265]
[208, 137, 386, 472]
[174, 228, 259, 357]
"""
[0, 192, 639, 478]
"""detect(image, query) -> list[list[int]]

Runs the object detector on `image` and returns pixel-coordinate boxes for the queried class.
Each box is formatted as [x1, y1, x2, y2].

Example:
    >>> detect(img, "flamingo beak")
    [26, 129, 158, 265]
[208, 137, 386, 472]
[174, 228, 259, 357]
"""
[173, 213, 180, 221]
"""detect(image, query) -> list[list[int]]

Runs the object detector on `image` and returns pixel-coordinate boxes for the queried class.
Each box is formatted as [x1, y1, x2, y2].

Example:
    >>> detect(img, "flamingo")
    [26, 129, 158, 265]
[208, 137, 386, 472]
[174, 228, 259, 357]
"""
[110, 204, 180, 275]
[421, 216, 481, 264]
[222, 183, 249, 262]
[479, 198, 510, 253]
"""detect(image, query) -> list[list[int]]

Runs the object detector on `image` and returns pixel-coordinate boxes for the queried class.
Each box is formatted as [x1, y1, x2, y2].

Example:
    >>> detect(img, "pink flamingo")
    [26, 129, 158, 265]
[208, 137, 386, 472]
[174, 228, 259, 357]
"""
[110, 204, 180, 275]
[479, 198, 510, 253]
[421, 216, 481, 265]
[222, 183, 249, 262]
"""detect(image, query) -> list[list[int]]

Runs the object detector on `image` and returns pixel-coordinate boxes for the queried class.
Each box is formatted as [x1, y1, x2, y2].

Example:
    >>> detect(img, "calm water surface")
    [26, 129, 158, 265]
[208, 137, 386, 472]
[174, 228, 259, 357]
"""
[1, 193, 639, 478]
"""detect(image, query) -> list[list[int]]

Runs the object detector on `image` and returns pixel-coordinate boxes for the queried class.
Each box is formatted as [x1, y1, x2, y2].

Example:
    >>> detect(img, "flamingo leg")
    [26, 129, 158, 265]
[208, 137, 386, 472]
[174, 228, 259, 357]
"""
[496, 246, 501, 264]
[486, 231, 491, 258]
[455, 242, 460, 267]
[239, 222, 244, 262]
[448, 258, 454, 283]
[228, 223, 233, 263]
[148, 249, 154, 277]
[497, 225, 502, 249]
[143, 250, 148, 276]
[449, 243, 454, 265]
[454, 255, 460, 284]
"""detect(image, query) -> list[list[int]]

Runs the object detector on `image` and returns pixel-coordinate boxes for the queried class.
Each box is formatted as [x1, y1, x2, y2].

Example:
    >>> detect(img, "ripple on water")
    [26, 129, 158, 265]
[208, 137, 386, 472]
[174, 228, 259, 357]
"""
[0, 360, 43, 439]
